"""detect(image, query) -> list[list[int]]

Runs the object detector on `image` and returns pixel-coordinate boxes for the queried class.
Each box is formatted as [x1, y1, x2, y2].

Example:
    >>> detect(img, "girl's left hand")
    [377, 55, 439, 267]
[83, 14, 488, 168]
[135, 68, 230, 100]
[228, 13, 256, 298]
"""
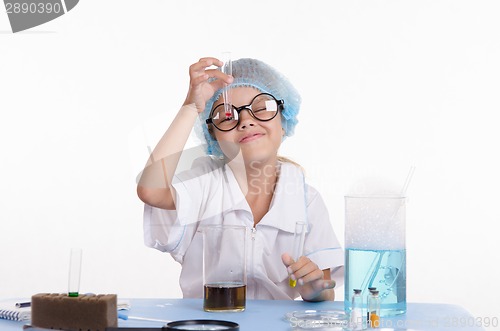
[281, 253, 336, 301]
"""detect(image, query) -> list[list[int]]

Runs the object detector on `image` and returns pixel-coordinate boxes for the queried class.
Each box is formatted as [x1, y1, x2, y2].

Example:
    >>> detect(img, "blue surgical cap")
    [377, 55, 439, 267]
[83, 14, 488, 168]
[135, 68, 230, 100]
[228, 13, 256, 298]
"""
[196, 58, 301, 158]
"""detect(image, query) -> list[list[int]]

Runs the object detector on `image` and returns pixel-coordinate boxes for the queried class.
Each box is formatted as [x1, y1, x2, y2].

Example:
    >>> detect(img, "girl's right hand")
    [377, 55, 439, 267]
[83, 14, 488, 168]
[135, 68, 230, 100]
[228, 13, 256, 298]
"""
[183, 57, 234, 113]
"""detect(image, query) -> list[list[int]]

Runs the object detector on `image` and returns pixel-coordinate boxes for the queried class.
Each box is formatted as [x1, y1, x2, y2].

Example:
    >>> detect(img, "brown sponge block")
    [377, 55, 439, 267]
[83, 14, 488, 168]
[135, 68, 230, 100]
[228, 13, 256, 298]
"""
[31, 293, 118, 331]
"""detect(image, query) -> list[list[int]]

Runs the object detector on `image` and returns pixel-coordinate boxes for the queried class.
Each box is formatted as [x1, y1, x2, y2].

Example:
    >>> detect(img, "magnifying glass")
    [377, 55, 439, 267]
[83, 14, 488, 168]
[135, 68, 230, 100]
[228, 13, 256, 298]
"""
[164, 319, 239, 330]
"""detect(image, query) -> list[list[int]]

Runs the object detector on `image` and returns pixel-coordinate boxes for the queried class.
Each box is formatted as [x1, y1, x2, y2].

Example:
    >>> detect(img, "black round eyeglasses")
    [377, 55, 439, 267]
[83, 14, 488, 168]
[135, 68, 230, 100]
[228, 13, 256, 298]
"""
[206, 93, 284, 132]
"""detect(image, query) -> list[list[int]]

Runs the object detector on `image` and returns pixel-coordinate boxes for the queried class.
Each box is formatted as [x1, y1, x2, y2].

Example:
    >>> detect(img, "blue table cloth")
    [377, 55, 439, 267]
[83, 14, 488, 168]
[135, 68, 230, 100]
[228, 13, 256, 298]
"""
[0, 298, 486, 330]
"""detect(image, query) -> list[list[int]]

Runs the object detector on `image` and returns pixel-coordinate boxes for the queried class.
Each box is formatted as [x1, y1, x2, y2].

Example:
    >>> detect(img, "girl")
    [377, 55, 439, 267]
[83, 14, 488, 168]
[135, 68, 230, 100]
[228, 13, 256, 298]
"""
[137, 57, 344, 301]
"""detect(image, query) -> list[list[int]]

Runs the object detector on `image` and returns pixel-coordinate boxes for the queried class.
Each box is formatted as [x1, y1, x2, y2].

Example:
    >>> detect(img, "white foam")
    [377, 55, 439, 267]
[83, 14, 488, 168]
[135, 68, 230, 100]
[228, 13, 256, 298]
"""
[345, 195, 406, 250]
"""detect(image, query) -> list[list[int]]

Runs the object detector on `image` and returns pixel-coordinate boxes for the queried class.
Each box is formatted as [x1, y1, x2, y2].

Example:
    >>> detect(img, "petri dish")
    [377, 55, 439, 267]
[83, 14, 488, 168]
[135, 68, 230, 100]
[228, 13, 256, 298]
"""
[284, 309, 348, 330]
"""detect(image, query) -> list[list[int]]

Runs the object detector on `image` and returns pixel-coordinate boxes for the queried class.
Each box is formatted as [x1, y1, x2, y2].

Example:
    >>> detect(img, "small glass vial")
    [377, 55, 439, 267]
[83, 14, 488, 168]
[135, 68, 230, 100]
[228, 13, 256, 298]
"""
[366, 287, 376, 323]
[350, 289, 364, 330]
[368, 290, 381, 328]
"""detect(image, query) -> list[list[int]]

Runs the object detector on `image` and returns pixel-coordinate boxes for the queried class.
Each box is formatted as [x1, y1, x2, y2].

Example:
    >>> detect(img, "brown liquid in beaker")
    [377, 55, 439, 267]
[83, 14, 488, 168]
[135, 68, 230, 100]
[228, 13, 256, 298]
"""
[203, 282, 246, 312]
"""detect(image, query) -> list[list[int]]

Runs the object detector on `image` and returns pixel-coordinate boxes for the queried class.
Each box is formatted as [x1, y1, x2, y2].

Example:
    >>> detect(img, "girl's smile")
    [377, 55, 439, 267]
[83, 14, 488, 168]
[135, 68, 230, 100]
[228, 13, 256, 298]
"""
[239, 131, 265, 143]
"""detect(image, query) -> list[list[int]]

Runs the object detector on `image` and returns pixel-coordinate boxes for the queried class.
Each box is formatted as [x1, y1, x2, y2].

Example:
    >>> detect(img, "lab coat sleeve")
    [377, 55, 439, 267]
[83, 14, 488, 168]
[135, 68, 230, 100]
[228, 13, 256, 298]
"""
[304, 186, 345, 287]
[143, 204, 186, 254]
[143, 156, 222, 262]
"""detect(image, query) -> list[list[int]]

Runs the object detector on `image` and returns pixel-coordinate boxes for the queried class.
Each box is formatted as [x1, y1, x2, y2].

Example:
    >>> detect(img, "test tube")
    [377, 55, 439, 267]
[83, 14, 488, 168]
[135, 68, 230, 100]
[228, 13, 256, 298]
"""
[289, 221, 307, 288]
[221, 51, 233, 119]
[68, 248, 82, 297]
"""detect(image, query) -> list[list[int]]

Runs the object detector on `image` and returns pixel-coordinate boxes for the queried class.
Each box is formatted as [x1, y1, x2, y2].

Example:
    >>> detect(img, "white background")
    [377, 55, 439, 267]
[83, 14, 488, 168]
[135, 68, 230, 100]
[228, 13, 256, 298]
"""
[1, 0, 499, 329]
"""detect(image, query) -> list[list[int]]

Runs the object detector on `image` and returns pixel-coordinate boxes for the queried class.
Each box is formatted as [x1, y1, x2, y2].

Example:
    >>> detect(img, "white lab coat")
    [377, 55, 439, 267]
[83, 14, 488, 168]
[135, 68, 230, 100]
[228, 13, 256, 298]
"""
[143, 156, 344, 300]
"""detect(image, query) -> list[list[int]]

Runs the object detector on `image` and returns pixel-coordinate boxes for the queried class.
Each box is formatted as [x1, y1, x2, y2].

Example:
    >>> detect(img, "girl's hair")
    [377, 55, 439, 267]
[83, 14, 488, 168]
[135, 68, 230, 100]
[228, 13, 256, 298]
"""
[277, 155, 304, 173]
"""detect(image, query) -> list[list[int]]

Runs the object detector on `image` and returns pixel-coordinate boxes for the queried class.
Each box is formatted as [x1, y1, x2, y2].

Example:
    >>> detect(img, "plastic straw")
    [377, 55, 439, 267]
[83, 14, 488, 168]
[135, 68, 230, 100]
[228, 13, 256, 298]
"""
[361, 166, 416, 292]
[400, 165, 416, 196]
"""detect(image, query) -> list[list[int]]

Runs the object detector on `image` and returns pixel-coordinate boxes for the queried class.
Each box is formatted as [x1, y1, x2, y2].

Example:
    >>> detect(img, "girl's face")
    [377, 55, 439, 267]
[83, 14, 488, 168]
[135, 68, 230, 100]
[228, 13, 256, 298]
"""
[212, 87, 284, 164]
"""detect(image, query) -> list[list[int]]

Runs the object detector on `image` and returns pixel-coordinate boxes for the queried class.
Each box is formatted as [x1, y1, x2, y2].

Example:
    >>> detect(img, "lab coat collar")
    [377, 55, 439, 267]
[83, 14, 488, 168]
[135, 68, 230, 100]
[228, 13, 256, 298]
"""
[220, 163, 252, 218]
[223, 161, 307, 233]
[260, 162, 307, 233]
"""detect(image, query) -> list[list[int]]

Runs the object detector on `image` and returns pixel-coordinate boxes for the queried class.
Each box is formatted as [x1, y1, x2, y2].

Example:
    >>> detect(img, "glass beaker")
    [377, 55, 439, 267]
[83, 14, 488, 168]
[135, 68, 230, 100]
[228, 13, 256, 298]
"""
[344, 195, 406, 316]
[202, 225, 247, 312]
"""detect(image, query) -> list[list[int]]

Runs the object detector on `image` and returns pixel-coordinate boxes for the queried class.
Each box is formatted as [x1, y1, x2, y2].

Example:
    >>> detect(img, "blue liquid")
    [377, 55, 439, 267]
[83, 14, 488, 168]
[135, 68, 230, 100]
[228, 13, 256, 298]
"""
[345, 248, 406, 316]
